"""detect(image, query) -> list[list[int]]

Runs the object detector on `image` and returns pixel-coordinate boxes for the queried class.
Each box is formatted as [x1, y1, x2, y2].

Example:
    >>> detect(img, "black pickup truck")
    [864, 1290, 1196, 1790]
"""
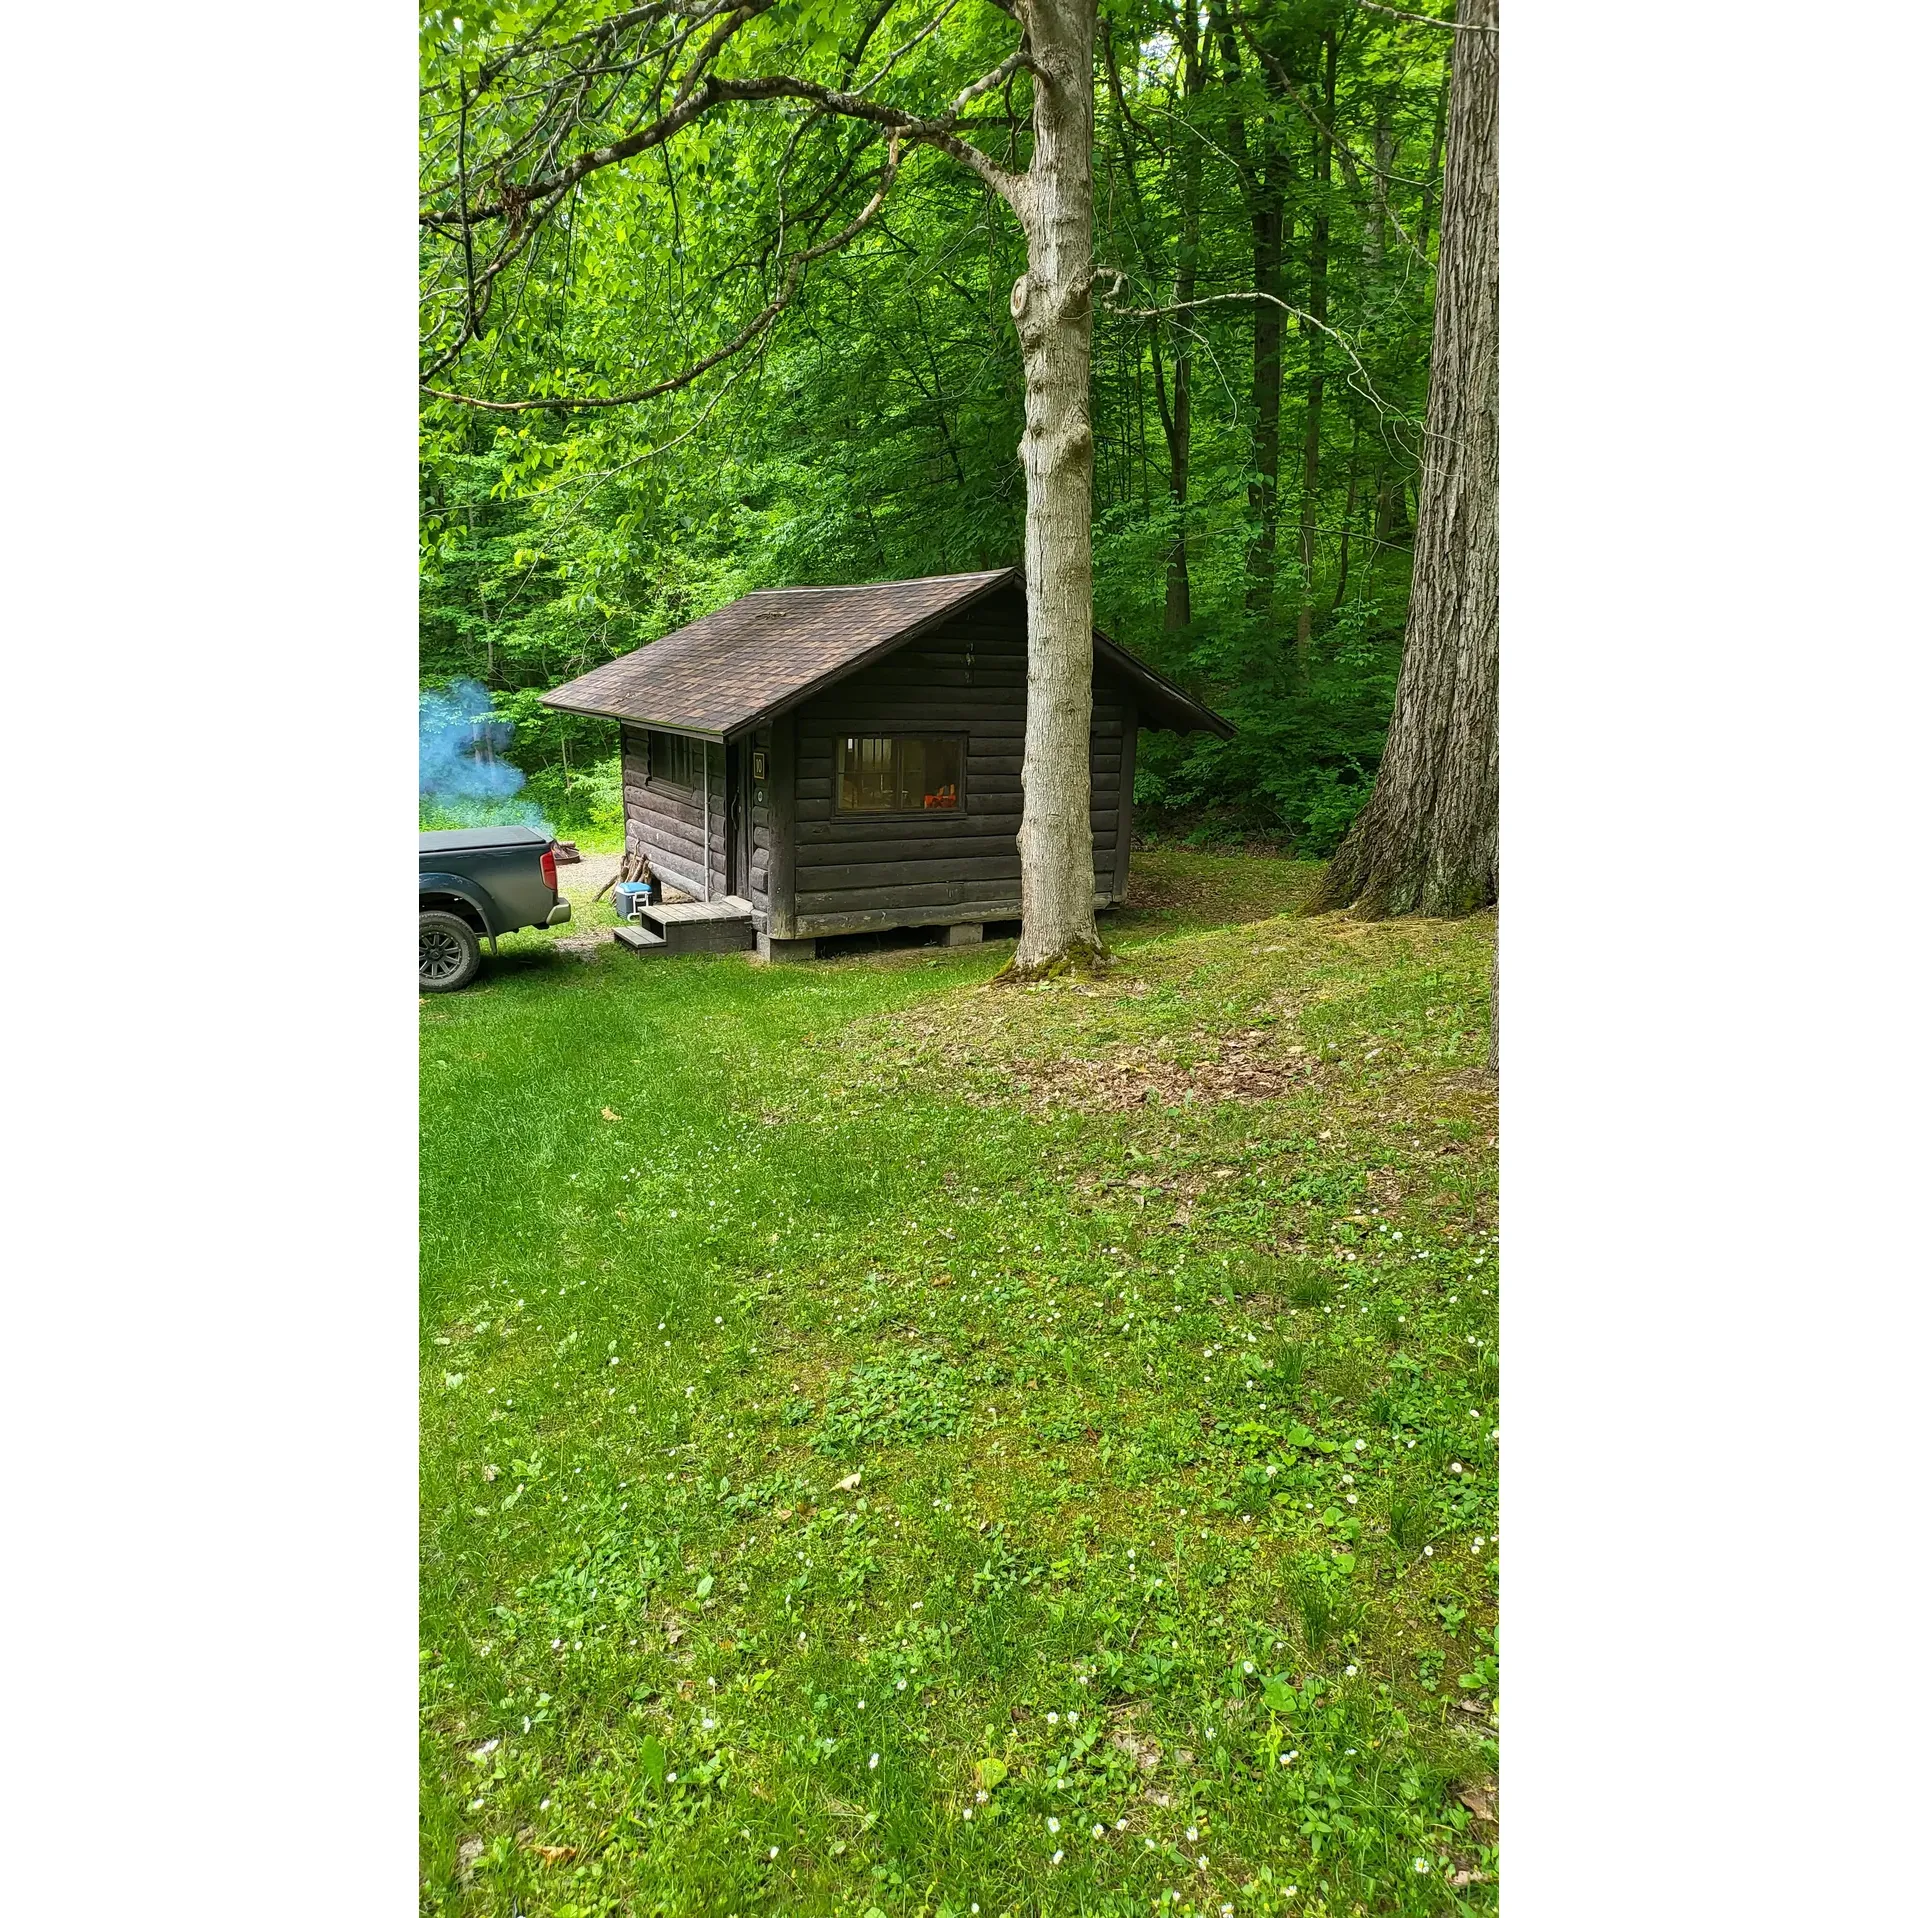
[419, 826, 573, 992]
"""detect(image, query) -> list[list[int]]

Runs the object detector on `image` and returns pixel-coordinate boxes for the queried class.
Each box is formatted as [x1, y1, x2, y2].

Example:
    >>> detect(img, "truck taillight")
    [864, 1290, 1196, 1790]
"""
[541, 847, 558, 891]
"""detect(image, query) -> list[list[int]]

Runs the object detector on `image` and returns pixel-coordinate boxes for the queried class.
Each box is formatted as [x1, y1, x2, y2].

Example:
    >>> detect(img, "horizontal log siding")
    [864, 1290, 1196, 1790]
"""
[787, 583, 1132, 935]
[621, 727, 728, 899]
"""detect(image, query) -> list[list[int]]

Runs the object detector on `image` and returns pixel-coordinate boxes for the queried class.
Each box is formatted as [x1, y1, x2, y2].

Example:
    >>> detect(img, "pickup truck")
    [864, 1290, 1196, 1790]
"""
[419, 825, 573, 992]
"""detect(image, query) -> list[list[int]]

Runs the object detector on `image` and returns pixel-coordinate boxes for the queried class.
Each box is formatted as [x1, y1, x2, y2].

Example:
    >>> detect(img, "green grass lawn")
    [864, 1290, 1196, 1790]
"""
[421, 848, 1498, 1918]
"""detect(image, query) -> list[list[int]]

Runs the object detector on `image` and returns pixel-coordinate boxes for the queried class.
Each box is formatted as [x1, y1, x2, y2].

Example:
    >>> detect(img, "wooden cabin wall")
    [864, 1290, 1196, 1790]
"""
[620, 727, 728, 900]
[745, 725, 772, 930]
[782, 586, 1132, 938]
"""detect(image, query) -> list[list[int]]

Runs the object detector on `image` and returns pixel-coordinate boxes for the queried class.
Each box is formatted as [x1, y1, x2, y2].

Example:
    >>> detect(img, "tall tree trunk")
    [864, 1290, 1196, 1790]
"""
[1162, 0, 1204, 632]
[1333, 436, 1361, 608]
[1006, 0, 1105, 977]
[1375, 464, 1408, 548]
[1163, 328, 1194, 628]
[1244, 182, 1284, 621]
[1221, 23, 1286, 623]
[1295, 29, 1336, 665]
[1309, 0, 1497, 919]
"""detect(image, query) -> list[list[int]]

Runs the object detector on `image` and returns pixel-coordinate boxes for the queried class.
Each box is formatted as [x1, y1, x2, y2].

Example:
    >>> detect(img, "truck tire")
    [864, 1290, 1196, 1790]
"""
[419, 910, 482, 992]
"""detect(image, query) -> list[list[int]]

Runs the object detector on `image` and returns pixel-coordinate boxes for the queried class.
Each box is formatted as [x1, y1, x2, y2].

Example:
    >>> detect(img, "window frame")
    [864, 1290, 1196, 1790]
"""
[646, 729, 703, 795]
[830, 731, 969, 820]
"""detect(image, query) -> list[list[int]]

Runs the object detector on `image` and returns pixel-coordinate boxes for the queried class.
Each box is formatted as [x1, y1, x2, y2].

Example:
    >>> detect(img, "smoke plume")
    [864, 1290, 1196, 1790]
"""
[418, 680, 554, 835]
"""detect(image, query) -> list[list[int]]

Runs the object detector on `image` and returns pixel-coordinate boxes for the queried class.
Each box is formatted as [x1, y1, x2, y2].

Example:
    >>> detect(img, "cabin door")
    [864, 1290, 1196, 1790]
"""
[725, 743, 747, 898]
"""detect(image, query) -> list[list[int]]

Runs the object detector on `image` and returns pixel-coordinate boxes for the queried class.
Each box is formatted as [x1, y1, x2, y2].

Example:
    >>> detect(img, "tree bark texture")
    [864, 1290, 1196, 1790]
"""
[1006, 0, 1105, 976]
[1309, 0, 1497, 920]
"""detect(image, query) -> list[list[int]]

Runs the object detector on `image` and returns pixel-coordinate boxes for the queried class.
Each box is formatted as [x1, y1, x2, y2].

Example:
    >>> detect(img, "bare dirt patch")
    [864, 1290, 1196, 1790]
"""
[994, 1031, 1321, 1112]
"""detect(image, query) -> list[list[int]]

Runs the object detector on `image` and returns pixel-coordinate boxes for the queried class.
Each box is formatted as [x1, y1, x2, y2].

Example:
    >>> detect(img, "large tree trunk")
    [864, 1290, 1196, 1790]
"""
[1309, 0, 1497, 919]
[1006, 0, 1105, 977]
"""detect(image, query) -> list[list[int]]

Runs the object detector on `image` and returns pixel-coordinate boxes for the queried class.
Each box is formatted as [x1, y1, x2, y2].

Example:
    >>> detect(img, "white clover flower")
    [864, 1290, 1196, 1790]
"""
[1067, 1710, 1079, 1724]
[1186, 1825, 1199, 1842]
[1051, 1849, 1063, 1865]
[1278, 1750, 1298, 1766]
[1093, 1823, 1106, 1837]
[963, 1807, 973, 1820]
[1198, 1855, 1209, 1869]
[768, 1846, 778, 1859]
[1414, 1857, 1430, 1873]
[1346, 1663, 1359, 1676]
[1450, 1462, 1463, 1474]
[1047, 1711, 1059, 1725]
[868, 1753, 879, 1769]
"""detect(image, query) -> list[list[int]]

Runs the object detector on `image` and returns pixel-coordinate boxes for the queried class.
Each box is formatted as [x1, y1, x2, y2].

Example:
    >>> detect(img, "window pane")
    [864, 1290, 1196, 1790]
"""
[835, 735, 963, 813]
[919, 737, 962, 809]
[838, 735, 897, 811]
[650, 731, 700, 788]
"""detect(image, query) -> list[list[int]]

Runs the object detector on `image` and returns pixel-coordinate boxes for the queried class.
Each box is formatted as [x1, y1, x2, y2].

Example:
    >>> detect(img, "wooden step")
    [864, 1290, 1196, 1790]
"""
[639, 895, 755, 925]
[612, 924, 669, 955]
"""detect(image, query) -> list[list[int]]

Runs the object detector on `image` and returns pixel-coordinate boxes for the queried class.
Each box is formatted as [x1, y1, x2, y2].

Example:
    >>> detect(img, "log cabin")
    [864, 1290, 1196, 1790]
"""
[539, 568, 1232, 961]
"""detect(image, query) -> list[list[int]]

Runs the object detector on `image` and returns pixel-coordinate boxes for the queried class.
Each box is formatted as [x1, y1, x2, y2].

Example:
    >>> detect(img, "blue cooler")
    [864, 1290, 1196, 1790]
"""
[613, 881, 651, 920]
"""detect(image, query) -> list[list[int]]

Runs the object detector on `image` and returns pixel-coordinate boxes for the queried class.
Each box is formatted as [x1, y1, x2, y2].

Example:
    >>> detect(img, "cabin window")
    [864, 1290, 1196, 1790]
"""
[835, 734, 965, 815]
[648, 730, 702, 792]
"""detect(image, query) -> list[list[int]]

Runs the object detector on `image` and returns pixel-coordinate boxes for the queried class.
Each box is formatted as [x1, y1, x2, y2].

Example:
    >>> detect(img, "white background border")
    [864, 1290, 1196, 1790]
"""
[4, 2, 1914, 1910]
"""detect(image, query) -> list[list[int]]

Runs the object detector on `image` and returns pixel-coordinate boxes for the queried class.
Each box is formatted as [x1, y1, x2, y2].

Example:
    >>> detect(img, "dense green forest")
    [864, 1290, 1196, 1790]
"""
[421, 1, 1451, 851]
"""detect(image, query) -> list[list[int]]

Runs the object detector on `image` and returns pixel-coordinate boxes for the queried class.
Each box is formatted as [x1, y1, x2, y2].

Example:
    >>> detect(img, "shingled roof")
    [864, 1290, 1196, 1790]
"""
[539, 569, 1232, 739]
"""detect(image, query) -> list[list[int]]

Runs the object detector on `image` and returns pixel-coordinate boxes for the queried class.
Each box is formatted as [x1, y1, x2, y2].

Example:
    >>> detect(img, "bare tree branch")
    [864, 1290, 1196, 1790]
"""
[1355, 0, 1496, 30]
[1094, 277, 1409, 427]
[424, 133, 910, 412]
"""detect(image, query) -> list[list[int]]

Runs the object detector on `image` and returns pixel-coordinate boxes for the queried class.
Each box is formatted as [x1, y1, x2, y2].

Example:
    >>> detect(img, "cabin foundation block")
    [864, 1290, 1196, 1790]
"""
[936, 921, 985, 946]
[756, 934, 817, 964]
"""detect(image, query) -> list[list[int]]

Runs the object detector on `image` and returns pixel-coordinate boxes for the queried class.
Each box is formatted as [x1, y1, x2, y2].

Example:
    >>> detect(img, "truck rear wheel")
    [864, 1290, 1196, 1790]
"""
[419, 910, 482, 992]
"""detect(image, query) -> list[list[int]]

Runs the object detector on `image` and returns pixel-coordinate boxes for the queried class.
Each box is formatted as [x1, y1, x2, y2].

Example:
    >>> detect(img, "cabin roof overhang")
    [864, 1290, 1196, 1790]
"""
[539, 569, 1235, 741]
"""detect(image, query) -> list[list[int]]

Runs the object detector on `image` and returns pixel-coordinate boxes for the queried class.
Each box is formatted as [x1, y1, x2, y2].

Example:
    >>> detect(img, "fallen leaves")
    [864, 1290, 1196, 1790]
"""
[834, 1471, 862, 1491]
[600, 1107, 622, 1122]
